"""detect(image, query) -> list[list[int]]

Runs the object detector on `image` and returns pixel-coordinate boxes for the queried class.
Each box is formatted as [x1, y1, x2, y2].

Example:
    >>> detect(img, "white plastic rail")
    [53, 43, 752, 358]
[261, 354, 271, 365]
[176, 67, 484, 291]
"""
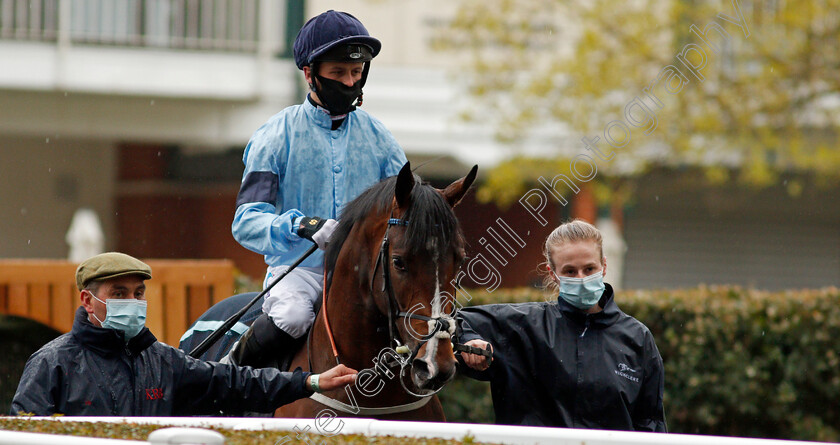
[0, 417, 832, 445]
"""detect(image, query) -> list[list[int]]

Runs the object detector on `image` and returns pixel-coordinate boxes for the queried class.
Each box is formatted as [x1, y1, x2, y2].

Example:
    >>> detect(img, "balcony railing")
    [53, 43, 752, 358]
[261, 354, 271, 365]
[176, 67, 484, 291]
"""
[0, 0, 264, 52]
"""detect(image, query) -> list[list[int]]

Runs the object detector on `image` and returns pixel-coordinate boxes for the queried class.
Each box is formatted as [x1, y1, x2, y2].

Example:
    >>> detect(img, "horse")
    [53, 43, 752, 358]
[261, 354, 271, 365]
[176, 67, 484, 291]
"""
[181, 162, 478, 420]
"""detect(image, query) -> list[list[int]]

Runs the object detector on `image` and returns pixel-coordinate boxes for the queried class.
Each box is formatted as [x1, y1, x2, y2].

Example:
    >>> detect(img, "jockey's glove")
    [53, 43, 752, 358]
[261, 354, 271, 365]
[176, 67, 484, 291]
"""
[297, 216, 338, 250]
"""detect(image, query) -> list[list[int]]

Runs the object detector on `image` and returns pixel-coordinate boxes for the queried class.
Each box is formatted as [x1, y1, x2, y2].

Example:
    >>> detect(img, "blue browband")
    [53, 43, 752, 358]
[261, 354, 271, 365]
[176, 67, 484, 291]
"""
[388, 218, 409, 226]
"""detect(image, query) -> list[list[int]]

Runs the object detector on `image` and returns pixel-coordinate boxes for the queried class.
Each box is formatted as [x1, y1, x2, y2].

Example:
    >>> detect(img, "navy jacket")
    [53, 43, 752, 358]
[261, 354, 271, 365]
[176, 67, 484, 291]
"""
[458, 284, 666, 431]
[10, 306, 312, 416]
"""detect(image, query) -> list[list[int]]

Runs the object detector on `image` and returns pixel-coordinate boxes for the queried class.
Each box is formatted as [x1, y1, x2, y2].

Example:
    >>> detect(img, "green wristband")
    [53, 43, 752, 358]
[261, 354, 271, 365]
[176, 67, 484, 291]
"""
[310, 374, 321, 393]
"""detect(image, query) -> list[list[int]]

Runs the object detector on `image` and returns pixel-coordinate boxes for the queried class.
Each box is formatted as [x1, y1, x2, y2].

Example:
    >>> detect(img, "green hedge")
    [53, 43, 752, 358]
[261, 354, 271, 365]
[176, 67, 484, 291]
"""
[439, 286, 840, 442]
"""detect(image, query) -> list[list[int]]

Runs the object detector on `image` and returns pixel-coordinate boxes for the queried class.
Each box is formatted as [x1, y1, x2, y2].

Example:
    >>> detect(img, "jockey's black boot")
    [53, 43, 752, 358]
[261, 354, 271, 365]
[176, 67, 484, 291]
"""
[230, 313, 297, 370]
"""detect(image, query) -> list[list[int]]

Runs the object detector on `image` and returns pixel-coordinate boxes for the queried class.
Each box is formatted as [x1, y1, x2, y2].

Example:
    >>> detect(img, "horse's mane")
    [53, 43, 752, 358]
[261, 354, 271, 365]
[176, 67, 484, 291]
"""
[324, 174, 462, 291]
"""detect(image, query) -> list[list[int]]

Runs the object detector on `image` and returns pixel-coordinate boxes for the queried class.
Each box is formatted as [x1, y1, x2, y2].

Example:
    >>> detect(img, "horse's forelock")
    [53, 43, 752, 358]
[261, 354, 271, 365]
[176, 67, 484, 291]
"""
[402, 184, 462, 261]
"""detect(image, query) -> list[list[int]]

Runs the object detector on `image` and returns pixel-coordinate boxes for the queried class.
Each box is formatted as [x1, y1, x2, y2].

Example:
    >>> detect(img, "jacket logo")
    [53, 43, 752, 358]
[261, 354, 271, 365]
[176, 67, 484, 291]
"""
[615, 363, 640, 382]
[618, 363, 637, 373]
[145, 388, 164, 400]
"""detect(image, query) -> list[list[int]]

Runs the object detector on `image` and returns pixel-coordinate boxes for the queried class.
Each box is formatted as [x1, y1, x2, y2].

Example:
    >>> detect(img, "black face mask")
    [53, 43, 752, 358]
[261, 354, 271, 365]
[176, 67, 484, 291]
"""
[313, 74, 362, 115]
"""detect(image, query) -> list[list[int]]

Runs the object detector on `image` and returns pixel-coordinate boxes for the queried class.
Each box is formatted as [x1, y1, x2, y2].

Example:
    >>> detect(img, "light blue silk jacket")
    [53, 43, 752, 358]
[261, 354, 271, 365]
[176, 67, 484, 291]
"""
[232, 98, 407, 270]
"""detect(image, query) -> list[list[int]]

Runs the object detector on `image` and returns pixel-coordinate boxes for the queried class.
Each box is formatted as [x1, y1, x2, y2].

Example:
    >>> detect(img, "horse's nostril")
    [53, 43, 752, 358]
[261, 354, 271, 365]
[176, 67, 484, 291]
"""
[412, 359, 430, 380]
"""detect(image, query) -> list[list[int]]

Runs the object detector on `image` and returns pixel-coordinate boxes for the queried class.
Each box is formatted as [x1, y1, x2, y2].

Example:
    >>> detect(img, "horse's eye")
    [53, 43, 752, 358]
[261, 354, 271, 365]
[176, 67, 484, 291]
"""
[392, 256, 407, 271]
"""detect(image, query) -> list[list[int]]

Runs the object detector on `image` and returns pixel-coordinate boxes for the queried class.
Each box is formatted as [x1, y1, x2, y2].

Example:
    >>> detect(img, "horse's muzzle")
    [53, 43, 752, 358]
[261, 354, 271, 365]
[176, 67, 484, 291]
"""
[411, 354, 457, 391]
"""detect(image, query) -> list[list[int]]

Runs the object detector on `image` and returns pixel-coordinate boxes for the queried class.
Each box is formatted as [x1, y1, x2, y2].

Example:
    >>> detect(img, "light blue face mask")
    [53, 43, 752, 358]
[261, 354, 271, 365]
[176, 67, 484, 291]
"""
[553, 270, 605, 310]
[89, 293, 147, 341]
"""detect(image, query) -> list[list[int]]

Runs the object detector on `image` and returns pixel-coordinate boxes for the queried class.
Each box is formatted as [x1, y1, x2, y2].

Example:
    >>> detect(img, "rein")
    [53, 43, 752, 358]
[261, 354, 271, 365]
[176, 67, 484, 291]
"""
[321, 270, 340, 364]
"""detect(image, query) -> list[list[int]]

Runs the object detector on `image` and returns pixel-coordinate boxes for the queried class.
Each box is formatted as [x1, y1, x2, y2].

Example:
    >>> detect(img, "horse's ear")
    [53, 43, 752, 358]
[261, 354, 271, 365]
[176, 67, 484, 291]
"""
[395, 162, 414, 208]
[442, 165, 478, 208]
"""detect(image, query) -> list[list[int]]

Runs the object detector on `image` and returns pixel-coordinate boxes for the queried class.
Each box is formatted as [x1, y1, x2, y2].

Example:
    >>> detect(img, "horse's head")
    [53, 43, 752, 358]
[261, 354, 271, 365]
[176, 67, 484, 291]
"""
[374, 162, 478, 392]
[325, 162, 477, 395]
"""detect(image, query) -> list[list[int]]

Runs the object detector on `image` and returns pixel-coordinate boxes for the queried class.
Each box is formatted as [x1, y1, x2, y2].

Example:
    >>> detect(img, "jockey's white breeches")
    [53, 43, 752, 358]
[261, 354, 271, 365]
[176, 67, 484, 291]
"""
[261, 266, 324, 339]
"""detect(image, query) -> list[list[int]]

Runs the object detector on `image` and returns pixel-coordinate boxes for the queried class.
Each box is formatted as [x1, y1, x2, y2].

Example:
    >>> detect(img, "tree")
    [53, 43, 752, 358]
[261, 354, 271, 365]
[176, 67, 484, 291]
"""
[434, 0, 840, 206]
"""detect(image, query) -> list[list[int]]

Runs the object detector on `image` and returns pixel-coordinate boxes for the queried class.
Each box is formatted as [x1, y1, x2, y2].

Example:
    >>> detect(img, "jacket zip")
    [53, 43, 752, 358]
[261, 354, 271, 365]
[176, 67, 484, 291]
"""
[125, 347, 137, 413]
[580, 316, 591, 338]
[573, 315, 591, 427]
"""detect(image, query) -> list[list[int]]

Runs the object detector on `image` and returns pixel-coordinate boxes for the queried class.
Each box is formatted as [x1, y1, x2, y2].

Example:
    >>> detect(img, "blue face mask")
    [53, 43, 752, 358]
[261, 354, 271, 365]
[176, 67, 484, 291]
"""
[90, 293, 147, 341]
[553, 270, 605, 310]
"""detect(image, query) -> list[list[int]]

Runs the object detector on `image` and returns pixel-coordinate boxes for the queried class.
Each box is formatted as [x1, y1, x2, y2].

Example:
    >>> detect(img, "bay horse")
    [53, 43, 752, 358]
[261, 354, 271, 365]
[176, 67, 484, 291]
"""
[278, 162, 477, 420]
[181, 162, 477, 420]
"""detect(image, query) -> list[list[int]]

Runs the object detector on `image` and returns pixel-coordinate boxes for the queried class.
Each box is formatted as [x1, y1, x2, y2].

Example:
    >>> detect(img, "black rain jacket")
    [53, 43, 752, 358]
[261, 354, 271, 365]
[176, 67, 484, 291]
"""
[458, 284, 666, 431]
[10, 306, 312, 416]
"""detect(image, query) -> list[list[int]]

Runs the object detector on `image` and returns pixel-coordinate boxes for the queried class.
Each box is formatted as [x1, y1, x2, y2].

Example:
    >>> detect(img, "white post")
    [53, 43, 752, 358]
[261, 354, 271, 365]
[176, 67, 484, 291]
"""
[255, 0, 279, 98]
[65, 208, 105, 262]
[55, 0, 72, 90]
[56, 0, 71, 47]
[597, 216, 627, 291]
[147, 428, 225, 445]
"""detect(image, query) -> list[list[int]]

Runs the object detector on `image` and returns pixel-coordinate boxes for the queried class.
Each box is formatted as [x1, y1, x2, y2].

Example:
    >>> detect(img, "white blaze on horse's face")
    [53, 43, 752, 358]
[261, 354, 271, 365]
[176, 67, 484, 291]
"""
[429, 262, 455, 340]
[412, 256, 457, 389]
[418, 265, 442, 380]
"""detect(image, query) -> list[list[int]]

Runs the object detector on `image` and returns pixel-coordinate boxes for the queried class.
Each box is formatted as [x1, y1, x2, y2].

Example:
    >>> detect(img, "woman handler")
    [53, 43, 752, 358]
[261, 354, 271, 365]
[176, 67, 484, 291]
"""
[457, 219, 666, 431]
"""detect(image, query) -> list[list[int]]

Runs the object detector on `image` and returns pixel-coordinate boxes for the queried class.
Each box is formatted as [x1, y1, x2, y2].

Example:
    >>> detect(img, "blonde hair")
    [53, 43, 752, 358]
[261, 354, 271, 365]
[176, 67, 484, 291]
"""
[540, 219, 604, 292]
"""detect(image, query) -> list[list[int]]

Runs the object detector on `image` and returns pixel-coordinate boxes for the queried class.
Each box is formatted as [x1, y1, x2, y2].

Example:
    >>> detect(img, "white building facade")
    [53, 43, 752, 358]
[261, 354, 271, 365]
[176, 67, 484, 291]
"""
[2, 0, 837, 291]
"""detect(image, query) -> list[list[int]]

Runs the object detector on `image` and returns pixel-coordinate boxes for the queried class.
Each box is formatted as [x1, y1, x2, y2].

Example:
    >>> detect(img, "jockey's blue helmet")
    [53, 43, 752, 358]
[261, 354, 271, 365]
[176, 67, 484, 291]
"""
[293, 10, 381, 70]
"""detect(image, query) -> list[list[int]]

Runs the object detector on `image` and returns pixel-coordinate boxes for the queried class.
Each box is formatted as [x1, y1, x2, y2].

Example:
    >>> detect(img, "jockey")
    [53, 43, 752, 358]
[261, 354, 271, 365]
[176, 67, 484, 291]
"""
[230, 10, 407, 367]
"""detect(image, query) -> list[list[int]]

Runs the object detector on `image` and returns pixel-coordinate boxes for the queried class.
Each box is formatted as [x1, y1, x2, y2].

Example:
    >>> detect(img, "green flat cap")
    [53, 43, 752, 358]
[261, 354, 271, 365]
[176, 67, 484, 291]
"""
[76, 252, 152, 291]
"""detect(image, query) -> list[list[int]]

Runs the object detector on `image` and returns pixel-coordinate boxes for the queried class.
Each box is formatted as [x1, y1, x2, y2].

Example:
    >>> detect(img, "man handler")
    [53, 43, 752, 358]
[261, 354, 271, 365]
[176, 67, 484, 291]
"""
[10, 252, 356, 416]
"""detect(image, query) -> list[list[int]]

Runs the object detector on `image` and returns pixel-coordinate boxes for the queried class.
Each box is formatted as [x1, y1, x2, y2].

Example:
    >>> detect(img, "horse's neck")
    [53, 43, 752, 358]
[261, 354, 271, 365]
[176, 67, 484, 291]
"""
[311, 294, 427, 408]
[313, 286, 390, 371]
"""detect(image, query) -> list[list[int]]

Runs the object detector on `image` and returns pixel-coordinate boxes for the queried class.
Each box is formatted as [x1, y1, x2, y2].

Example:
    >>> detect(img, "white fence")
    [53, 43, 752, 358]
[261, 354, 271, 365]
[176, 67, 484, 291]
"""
[0, 417, 833, 445]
